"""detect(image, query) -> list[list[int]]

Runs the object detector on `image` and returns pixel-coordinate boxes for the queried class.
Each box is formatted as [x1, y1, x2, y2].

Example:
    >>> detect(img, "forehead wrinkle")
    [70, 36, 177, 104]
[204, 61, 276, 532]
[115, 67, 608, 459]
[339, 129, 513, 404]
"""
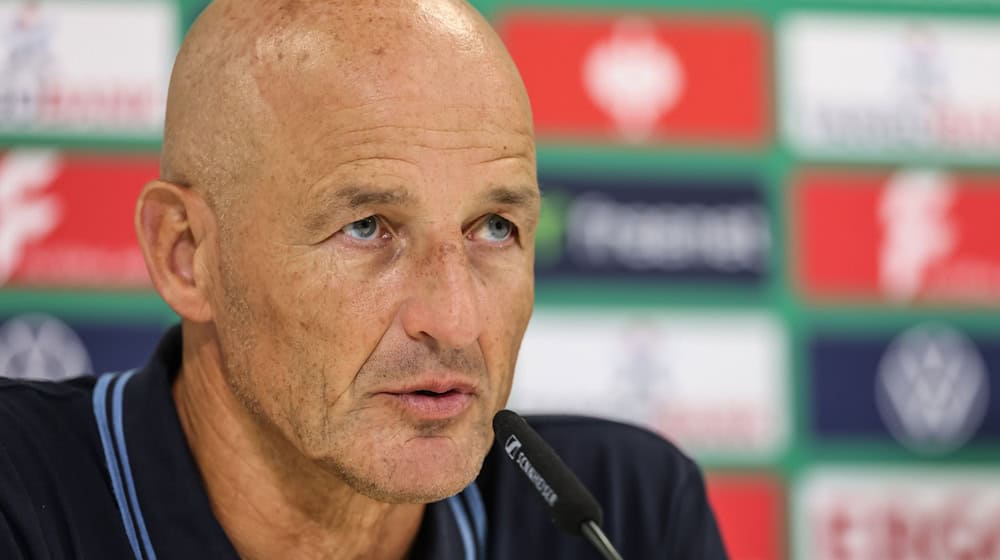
[323, 137, 535, 157]
[478, 153, 534, 165]
[340, 186, 416, 209]
[303, 118, 534, 147]
[298, 155, 417, 209]
[274, 105, 533, 170]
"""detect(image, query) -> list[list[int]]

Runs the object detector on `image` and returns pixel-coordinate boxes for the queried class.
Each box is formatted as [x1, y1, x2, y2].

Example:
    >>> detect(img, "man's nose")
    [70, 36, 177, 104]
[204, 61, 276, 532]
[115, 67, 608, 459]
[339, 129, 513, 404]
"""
[399, 242, 483, 350]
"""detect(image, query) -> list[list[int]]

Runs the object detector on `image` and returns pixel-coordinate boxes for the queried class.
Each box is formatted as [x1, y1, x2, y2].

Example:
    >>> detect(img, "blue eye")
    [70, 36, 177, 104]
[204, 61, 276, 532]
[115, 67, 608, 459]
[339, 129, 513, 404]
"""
[479, 214, 514, 242]
[342, 216, 379, 240]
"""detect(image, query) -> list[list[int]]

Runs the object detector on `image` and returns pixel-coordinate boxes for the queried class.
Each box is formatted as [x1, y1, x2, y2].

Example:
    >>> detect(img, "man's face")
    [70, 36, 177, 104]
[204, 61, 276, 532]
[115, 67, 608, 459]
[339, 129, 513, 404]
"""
[206, 27, 538, 503]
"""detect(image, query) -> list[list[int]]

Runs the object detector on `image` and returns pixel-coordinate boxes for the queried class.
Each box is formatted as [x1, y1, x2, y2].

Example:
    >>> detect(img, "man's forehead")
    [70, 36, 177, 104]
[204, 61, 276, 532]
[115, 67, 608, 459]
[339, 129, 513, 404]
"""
[162, 0, 534, 216]
[236, 0, 534, 161]
[277, 100, 534, 160]
[247, 31, 529, 132]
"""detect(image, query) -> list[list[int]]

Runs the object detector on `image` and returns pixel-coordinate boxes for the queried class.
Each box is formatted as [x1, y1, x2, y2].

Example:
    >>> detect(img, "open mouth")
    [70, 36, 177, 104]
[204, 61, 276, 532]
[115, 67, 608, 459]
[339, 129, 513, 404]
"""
[413, 389, 457, 397]
[384, 389, 474, 420]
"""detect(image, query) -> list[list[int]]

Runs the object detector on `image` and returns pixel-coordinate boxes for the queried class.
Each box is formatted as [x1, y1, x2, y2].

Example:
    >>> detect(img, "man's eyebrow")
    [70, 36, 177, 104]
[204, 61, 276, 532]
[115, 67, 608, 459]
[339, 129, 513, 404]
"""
[487, 185, 541, 208]
[302, 186, 413, 234]
[487, 186, 541, 230]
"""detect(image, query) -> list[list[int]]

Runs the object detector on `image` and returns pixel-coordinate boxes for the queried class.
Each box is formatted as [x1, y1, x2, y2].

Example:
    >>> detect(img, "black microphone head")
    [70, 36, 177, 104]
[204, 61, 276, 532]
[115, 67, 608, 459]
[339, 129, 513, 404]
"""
[492, 409, 604, 535]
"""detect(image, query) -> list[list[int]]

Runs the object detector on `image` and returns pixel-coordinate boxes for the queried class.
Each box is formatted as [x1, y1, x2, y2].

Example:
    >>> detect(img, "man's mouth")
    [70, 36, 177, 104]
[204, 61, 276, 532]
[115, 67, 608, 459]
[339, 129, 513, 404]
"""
[412, 389, 456, 397]
[377, 378, 478, 420]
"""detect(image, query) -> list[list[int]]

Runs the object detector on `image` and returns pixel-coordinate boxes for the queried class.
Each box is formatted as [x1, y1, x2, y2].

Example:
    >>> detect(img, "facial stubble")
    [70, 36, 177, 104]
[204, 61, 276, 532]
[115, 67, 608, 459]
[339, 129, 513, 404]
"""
[214, 247, 495, 504]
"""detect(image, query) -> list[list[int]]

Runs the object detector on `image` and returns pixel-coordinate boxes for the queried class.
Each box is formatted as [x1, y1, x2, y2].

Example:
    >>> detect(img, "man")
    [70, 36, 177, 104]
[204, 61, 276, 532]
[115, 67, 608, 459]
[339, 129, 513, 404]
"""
[0, 0, 727, 558]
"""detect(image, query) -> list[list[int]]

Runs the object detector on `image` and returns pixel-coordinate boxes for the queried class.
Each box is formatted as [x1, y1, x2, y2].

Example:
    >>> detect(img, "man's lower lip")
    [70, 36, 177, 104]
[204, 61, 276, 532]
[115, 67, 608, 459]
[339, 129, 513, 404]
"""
[380, 392, 474, 420]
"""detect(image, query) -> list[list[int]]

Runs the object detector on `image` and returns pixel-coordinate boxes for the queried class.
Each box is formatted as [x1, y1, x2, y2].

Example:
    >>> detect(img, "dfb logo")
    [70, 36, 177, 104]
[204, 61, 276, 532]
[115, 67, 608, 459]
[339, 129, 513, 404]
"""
[582, 17, 684, 142]
[498, 11, 767, 145]
[0, 150, 61, 285]
[795, 168, 1000, 305]
[879, 170, 956, 302]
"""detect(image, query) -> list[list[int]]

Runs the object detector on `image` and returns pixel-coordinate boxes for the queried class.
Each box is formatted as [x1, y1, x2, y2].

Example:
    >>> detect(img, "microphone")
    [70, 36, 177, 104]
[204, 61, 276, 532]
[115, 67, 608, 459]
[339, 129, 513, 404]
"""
[492, 409, 624, 560]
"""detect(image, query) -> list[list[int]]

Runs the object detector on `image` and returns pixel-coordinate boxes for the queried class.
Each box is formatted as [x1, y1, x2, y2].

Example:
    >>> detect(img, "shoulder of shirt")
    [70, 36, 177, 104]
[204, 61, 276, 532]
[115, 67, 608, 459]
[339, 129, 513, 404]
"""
[495, 414, 707, 502]
[0, 376, 99, 456]
[523, 414, 698, 470]
[0, 375, 97, 412]
[477, 415, 721, 557]
[0, 376, 122, 557]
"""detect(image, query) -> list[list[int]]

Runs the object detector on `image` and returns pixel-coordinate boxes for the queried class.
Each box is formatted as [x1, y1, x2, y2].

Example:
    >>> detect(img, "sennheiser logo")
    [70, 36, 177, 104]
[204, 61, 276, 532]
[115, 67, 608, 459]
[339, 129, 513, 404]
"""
[505, 436, 559, 507]
[504, 435, 522, 459]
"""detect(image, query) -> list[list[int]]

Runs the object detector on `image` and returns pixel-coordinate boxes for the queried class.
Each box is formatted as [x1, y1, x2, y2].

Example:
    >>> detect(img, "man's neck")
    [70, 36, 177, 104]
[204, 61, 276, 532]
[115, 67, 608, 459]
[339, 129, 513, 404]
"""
[171, 332, 424, 560]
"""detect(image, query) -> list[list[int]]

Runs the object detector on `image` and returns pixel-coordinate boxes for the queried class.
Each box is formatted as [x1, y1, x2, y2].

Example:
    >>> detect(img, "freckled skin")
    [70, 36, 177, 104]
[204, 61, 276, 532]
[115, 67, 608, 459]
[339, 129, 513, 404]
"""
[217, 47, 537, 505]
[137, 0, 538, 558]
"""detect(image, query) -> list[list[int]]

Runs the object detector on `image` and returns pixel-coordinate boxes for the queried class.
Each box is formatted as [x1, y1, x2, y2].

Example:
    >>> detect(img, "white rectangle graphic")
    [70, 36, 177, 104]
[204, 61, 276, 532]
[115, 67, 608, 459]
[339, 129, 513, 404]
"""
[796, 468, 1000, 560]
[508, 308, 789, 459]
[0, 0, 177, 136]
[780, 14, 1000, 159]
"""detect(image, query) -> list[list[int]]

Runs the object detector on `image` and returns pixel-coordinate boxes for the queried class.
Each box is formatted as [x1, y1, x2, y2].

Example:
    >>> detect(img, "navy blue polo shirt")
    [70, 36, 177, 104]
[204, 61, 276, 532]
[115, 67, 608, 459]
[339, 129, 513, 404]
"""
[0, 326, 727, 559]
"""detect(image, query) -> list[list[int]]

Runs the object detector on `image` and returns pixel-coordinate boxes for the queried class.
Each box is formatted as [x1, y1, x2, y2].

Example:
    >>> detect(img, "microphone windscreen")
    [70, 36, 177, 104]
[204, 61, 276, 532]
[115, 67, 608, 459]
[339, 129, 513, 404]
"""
[492, 409, 604, 535]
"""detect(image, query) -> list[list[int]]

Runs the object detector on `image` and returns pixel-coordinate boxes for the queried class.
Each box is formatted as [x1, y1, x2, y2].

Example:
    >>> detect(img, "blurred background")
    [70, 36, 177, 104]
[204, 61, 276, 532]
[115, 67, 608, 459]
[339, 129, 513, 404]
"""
[2, 0, 1000, 558]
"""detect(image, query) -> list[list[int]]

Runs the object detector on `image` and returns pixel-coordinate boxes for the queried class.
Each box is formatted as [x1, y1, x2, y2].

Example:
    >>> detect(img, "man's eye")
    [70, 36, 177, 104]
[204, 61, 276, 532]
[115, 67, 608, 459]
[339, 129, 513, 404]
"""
[475, 214, 515, 242]
[342, 216, 380, 240]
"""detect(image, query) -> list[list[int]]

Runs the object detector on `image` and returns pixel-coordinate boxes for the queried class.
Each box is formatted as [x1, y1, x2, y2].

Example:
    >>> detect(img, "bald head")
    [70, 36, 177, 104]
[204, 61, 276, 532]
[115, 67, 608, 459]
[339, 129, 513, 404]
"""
[161, 0, 532, 219]
[141, 0, 540, 517]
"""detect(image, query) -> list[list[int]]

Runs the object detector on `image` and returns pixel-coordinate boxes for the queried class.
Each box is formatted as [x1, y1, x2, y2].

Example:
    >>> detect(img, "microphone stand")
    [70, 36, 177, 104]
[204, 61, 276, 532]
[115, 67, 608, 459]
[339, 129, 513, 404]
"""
[580, 520, 624, 560]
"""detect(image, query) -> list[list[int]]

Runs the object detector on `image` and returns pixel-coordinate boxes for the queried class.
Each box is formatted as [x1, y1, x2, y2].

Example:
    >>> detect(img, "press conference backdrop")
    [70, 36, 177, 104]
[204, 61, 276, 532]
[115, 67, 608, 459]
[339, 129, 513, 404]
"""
[2, 0, 999, 558]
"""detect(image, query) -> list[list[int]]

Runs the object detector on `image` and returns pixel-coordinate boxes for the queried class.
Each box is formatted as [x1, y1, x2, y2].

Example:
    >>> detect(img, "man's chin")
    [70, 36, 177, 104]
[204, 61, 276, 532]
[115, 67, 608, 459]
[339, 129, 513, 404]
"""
[336, 434, 488, 504]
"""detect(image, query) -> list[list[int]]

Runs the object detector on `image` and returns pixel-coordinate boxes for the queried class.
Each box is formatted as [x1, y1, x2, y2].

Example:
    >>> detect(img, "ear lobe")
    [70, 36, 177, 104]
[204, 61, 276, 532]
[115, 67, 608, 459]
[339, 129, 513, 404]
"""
[135, 180, 215, 322]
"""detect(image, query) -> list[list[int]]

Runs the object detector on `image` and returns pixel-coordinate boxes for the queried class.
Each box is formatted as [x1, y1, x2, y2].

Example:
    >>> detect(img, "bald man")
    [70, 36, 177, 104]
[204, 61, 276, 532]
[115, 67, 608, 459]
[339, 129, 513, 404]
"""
[0, 1, 727, 559]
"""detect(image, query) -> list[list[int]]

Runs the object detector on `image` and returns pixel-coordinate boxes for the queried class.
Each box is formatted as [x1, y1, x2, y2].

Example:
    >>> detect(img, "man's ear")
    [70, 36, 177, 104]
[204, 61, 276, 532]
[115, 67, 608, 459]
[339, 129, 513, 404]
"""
[135, 180, 215, 322]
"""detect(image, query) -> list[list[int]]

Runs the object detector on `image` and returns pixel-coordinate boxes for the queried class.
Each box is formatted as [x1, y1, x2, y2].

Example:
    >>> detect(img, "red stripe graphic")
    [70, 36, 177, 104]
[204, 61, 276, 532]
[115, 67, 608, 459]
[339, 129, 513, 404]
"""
[707, 474, 784, 560]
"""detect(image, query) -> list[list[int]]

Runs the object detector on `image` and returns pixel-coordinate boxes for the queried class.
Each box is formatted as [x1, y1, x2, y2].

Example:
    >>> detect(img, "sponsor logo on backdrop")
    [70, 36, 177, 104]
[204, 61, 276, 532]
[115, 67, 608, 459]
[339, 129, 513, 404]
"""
[498, 12, 767, 144]
[582, 18, 684, 141]
[876, 324, 989, 453]
[798, 469, 1000, 560]
[0, 313, 91, 381]
[0, 313, 165, 379]
[537, 176, 770, 283]
[879, 170, 955, 301]
[0, 150, 60, 284]
[809, 325, 1000, 452]
[508, 310, 788, 458]
[796, 169, 1000, 304]
[0, 150, 154, 288]
[781, 15, 1000, 158]
[707, 475, 783, 560]
[0, 0, 176, 136]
